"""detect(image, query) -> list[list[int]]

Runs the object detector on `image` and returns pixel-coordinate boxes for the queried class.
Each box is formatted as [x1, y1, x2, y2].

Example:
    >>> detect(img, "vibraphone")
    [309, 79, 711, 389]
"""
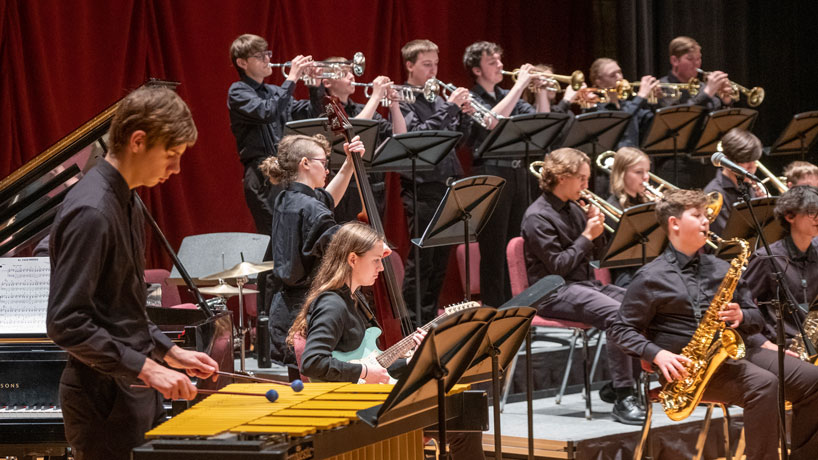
[132, 382, 483, 459]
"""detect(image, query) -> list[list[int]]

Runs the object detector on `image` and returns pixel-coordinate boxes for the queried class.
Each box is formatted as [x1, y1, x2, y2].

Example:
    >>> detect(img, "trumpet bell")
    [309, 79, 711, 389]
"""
[746, 87, 765, 108]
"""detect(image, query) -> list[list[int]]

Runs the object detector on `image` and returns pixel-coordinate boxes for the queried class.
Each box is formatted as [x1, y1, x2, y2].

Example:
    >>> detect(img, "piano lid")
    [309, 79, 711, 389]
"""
[0, 80, 178, 257]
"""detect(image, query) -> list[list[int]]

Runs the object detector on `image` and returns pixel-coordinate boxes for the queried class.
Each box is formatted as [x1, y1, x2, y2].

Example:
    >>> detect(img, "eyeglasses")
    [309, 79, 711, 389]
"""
[307, 157, 329, 170]
[249, 50, 272, 60]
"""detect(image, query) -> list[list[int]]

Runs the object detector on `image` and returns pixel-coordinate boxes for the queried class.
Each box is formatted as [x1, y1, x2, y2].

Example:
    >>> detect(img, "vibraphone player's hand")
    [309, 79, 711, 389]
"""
[138, 345, 219, 400]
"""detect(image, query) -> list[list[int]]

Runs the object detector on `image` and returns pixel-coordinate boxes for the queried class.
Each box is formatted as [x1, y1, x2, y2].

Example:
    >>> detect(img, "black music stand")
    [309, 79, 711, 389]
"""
[284, 118, 380, 171]
[475, 113, 570, 202]
[369, 131, 462, 324]
[559, 112, 631, 193]
[357, 308, 496, 460]
[768, 111, 818, 160]
[690, 108, 759, 158]
[716, 197, 784, 259]
[599, 203, 666, 269]
[640, 105, 706, 184]
[412, 175, 505, 301]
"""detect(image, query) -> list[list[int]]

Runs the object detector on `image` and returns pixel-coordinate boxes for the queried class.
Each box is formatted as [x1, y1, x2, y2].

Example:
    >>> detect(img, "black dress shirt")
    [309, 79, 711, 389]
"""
[743, 235, 818, 346]
[46, 160, 175, 380]
[608, 244, 764, 362]
[659, 72, 726, 110]
[465, 84, 534, 164]
[397, 91, 468, 183]
[227, 75, 314, 165]
[270, 182, 338, 291]
[521, 191, 608, 285]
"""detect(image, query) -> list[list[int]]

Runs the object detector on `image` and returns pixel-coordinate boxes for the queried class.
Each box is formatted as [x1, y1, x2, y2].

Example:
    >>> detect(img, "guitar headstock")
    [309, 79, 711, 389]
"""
[324, 95, 353, 141]
[444, 301, 481, 315]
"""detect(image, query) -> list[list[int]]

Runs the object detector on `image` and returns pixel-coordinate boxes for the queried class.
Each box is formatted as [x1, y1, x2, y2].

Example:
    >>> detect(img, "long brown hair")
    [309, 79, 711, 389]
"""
[286, 222, 385, 346]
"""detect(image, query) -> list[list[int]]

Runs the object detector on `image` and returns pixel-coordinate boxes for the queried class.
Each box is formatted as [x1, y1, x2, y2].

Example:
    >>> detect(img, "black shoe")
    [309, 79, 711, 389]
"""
[599, 382, 616, 404]
[611, 395, 646, 425]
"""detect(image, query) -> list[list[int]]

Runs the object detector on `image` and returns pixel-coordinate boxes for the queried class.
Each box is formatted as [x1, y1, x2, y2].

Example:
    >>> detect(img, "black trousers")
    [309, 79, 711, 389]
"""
[702, 347, 818, 460]
[538, 281, 637, 388]
[243, 162, 282, 317]
[268, 287, 308, 366]
[400, 180, 451, 325]
[60, 357, 164, 460]
[473, 163, 534, 308]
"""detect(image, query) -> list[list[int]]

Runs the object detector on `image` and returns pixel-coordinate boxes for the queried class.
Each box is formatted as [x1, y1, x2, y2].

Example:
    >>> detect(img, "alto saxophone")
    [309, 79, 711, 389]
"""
[658, 234, 750, 421]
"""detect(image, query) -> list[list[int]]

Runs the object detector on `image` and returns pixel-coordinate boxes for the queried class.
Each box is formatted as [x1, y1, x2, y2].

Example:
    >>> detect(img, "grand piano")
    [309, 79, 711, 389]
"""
[0, 81, 233, 459]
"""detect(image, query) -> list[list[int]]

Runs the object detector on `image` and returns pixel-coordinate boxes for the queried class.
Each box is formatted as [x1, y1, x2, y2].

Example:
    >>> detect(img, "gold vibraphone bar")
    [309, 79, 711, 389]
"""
[133, 382, 475, 460]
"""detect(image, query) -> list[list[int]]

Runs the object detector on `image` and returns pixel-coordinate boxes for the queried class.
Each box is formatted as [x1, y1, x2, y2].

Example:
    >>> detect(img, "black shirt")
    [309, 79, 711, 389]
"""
[521, 191, 608, 285]
[659, 72, 726, 110]
[704, 170, 761, 236]
[589, 96, 653, 148]
[271, 182, 338, 290]
[227, 75, 314, 165]
[397, 91, 468, 183]
[46, 160, 175, 380]
[743, 235, 818, 346]
[465, 84, 534, 164]
[608, 244, 764, 362]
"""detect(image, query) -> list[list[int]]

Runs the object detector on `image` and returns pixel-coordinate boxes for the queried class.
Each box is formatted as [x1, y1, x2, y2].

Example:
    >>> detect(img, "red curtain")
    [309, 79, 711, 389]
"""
[1, 0, 591, 302]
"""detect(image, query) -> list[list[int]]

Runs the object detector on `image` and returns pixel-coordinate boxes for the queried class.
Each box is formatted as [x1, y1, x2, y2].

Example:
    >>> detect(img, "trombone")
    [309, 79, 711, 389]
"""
[430, 79, 501, 129]
[756, 161, 788, 195]
[694, 68, 765, 107]
[269, 52, 366, 85]
[352, 80, 439, 107]
[503, 69, 585, 92]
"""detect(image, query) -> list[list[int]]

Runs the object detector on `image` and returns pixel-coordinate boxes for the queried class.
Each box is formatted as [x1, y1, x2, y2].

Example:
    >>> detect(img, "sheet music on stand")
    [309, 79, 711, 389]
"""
[690, 108, 758, 157]
[284, 118, 380, 171]
[767, 111, 818, 159]
[0, 257, 50, 336]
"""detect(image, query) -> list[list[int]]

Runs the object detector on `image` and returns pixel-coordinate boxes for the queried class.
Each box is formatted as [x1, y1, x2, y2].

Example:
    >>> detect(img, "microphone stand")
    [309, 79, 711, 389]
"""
[735, 179, 817, 460]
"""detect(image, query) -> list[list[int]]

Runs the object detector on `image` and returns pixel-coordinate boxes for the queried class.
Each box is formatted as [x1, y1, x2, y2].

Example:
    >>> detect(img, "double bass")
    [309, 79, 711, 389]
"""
[324, 96, 414, 345]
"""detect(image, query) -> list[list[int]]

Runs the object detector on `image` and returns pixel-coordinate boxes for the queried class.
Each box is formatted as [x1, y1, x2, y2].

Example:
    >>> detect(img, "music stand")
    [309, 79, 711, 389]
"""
[640, 105, 706, 184]
[599, 203, 667, 269]
[717, 197, 784, 259]
[690, 108, 759, 158]
[412, 175, 506, 301]
[369, 131, 462, 324]
[559, 112, 631, 193]
[475, 113, 570, 202]
[284, 118, 380, 171]
[357, 308, 496, 460]
[768, 111, 818, 160]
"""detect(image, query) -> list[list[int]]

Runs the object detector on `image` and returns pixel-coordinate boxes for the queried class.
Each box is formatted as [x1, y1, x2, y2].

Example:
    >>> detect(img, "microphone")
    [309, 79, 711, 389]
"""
[710, 152, 762, 183]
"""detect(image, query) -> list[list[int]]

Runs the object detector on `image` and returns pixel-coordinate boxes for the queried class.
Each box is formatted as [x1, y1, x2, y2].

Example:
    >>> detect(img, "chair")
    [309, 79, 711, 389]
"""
[455, 243, 481, 301]
[144, 269, 181, 308]
[501, 237, 605, 418]
[634, 360, 743, 460]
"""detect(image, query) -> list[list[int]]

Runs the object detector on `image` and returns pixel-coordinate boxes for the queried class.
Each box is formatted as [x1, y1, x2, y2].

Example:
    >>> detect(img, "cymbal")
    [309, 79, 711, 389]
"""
[199, 284, 259, 297]
[201, 261, 275, 280]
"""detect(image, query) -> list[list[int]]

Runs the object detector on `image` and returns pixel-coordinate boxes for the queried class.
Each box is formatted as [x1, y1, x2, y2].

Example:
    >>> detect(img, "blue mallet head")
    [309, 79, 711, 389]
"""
[265, 389, 279, 403]
[290, 379, 304, 392]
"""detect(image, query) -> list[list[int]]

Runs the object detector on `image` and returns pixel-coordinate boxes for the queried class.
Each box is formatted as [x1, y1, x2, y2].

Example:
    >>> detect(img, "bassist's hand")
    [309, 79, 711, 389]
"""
[343, 135, 365, 159]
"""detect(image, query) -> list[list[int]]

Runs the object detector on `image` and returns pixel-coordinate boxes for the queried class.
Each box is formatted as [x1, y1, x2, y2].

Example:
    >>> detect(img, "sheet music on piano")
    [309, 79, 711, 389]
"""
[0, 257, 50, 336]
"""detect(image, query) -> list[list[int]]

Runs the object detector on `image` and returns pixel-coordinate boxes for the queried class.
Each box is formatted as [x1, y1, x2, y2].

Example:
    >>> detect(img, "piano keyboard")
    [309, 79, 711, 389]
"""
[0, 406, 62, 420]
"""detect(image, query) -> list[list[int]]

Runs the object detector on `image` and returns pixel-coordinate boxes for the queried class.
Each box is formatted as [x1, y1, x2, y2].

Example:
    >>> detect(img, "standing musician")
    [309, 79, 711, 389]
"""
[743, 186, 818, 353]
[397, 39, 474, 325]
[608, 189, 818, 460]
[46, 86, 219, 460]
[704, 128, 766, 236]
[521, 148, 644, 425]
[462, 41, 550, 308]
[520, 64, 582, 114]
[311, 57, 407, 223]
[288, 221, 484, 460]
[258, 134, 365, 365]
[784, 161, 818, 188]
[659, 36, 733, 110]
[227, 34, 320, 314]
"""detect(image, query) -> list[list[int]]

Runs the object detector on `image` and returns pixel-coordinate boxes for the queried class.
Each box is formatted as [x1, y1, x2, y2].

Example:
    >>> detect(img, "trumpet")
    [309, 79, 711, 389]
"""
[352, 80, 439, 107]
[614, 79, 699, 104]
[430, 79, 501, 129]
[694, 69, 765, 107]
[500, 69, 561, 92]
[269, 52, 366, 85]
[502, 69, 585, 91]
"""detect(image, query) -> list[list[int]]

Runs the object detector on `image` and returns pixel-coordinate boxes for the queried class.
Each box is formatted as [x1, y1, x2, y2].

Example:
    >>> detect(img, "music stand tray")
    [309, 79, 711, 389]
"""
[284, 118, 380, 171]
[641, 104, 706, 157]
[690, 108, 759, 157]
[476, 112, 570, 160]
[168, 232, 270, 286]
[369, 131, 461, 173]
[600, 203, 667, 269]
[768, 111, 818, 158]
[717, 197, 784, 259]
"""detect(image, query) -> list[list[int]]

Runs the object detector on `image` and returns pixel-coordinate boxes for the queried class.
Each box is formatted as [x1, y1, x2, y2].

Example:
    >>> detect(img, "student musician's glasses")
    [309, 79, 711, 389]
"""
[249, 50, 273, 60]
[307, 157, 330, 170]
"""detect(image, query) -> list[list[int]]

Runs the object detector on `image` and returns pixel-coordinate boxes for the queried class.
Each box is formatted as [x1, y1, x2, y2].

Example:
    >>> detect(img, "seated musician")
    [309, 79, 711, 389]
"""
[46, 86, 219, 460]
[608, 189, 818, 460]
[784, 161, 818, 188]
[605, 147, 653, 288]
[313, 57, 407, 223]
[288, 221, 484, 460]
[521, 147, 644, 425]
[704, 127, 765, 236]
[743, 186, 818, 356]
[462, 40, 551, 308]
[659, 36, 733, 110]
[258, 133, 364, 365]
[397, 39, 474, 325]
